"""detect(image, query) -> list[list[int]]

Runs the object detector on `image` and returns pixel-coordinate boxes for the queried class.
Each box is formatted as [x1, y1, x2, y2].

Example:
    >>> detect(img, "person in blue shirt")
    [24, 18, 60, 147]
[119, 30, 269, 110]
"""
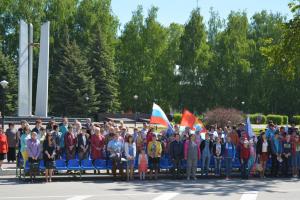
[270, 131, 282, 177]
[107, 133, 124, 180]
[266, 123, 277, 140]
[224, 136, 236, 180]
[59, 117, 69, 158]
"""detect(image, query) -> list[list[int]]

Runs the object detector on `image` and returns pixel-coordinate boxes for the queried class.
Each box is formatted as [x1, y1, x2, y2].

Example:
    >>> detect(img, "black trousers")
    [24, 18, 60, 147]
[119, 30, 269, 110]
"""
[7, 147, 16, 162]
[111, 157, 123, 179]
[281, 156, 290, 177]
[172, 158, 182, 177]
[271, 155, 280, 177]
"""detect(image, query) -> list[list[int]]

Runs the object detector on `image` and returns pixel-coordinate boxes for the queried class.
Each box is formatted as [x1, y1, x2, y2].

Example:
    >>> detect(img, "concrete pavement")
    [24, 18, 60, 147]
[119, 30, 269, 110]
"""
[0, 176, 300, 200]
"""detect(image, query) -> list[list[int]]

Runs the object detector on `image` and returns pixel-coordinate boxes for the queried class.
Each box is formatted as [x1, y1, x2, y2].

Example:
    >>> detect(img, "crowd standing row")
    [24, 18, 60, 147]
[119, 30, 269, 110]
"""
[0, 118, 300, 183]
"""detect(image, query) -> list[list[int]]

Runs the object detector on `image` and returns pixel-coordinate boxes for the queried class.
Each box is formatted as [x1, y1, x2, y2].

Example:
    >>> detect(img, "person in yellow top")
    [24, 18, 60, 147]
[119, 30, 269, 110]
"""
[147, 134, 162, 180]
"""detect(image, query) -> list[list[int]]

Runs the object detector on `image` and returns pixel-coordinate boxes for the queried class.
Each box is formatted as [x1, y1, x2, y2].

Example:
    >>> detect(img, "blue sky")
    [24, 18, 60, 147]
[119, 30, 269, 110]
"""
[111, 0, 292, 30]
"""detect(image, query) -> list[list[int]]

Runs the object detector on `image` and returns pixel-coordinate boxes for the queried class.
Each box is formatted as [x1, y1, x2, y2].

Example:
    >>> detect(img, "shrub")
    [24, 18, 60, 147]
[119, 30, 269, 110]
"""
[282, 115, 288, 125]
[266, 114, 283, 125]
[249, 113, 267, 124]
[204, 107, 244, 128]
[291, 115, 300, 125]
[173, 113, 182, 124]
[197, 114, 204, 120]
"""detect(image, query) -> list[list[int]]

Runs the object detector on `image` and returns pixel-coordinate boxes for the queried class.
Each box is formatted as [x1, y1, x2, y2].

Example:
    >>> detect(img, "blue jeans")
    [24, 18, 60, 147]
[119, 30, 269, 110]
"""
[225, 157, 233, 177]
[202, 154, 210, 175]
[214, 157, 222, 176]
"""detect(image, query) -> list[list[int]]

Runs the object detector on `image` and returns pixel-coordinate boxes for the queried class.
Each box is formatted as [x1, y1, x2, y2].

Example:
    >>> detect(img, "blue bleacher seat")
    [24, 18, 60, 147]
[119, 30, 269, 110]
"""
[107, 160, 113, 170]
[39, 160, 45, 171]
[181, 160, 187, 168]
[67, 159, 81, 171]
[160, 158, 172, 169]
[24, 161, 30, 172]
[197, 159, 202, 168]
[232, 158, 241, 168]
[81, 159, 95, 170]
[55, 159, 67, 170]
[94, 159, 107, 170]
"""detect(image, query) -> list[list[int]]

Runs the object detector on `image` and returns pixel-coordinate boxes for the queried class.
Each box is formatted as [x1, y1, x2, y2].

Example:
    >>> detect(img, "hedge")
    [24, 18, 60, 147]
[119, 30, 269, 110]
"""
[266, 114, 283, 125]
[173, 113, 182, 124]
[282, 115, 288, 125]
[249, 114, 267, 124]
[292, 116, 300, 125]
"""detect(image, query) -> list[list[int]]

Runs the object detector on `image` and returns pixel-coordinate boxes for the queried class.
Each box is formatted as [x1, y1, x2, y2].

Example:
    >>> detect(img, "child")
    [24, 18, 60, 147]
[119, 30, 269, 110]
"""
[138, 149, 148, 180]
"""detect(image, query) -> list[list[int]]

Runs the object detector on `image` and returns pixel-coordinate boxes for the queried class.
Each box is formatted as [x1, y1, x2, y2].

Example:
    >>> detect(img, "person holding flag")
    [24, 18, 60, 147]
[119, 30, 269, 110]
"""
[150, 103, 174, 135]
[149, 103, 170, 179]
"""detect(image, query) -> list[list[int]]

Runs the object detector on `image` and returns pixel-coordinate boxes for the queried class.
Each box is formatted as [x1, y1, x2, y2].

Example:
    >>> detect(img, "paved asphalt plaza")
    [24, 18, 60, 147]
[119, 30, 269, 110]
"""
[0, 176, 300, 200]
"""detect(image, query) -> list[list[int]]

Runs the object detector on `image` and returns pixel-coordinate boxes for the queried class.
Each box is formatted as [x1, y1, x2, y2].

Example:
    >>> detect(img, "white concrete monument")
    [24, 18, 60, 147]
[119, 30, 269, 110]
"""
[35, 22, 50, 117]
[18, 20, 50, 117]
[18, 20, 30, 116]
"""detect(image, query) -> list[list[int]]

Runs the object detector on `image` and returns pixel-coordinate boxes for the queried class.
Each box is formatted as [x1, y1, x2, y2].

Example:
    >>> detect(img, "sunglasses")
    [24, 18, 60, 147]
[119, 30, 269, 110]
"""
[49, 135, 53, 137]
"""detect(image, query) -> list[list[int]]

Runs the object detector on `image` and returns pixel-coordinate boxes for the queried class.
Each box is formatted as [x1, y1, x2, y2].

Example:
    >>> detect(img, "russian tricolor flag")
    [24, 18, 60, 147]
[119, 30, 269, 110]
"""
[150, 103, 172, 128]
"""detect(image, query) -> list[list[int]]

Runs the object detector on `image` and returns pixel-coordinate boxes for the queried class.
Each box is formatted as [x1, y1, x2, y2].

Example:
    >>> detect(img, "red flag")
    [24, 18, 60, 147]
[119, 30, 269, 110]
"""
[180, 109, 197, 129]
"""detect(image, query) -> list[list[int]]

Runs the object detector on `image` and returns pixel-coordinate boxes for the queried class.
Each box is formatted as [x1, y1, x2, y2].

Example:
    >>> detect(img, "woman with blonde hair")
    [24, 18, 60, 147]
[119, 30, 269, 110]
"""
[20, 124, 31, 167]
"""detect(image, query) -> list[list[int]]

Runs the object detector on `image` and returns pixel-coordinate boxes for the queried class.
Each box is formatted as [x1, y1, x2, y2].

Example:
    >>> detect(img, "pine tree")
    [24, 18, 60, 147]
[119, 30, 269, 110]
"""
[0, 51, 17, 115]
[51, 38, 99, 116]
[88, 26, 120, 113]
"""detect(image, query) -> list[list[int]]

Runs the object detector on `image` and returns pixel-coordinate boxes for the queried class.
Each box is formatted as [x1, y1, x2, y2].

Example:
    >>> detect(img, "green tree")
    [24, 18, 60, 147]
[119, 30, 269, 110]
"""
[88, 26, 120, 112]
[0, 50, 17, 115]
[213, 12, 253, 110]
[178, 8, 211, 112]
[45, 0, 78, 114]
[158, 23, 184, 110]
[116, 6, 146, 112]
[260, 3, 300, 115]
[248, 11, 285, 113]
[51, 39, 99, 116]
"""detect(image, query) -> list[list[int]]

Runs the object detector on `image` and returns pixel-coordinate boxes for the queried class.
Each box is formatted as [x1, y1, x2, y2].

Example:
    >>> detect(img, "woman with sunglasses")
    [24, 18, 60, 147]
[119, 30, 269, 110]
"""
[43, 132, 56, 182]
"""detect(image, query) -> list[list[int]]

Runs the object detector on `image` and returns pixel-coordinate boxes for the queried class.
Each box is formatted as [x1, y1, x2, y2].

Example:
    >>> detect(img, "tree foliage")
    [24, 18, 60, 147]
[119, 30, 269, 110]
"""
[0, 1, 299, 117]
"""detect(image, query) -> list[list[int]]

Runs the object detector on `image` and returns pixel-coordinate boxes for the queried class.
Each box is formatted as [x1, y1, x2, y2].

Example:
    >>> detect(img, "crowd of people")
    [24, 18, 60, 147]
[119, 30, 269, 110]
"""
[0, 117, 300, 183]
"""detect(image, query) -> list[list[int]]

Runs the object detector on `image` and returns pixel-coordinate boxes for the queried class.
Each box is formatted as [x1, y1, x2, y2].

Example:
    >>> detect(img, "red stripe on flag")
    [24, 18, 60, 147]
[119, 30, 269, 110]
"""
[150, 116, 169, 127]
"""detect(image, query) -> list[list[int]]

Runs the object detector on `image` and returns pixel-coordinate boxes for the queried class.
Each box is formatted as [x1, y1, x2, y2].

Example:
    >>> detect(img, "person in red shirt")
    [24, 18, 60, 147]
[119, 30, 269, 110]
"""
[91, 127, 105, 174]
[64, 125, 77, 161]
[0, 126, 9, 172]
[240, 139, 250, 179]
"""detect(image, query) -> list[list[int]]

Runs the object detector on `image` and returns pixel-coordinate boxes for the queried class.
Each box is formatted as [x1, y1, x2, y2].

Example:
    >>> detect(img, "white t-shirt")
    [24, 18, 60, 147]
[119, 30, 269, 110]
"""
[216, 143, 222, 155]
[262, 141, 268, 152]
[83, 136, 86, 146]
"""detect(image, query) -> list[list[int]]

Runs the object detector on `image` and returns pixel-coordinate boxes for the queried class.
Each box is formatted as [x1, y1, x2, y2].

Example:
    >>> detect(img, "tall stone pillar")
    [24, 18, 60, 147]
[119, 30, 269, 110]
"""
[35, 22, 50, 117]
